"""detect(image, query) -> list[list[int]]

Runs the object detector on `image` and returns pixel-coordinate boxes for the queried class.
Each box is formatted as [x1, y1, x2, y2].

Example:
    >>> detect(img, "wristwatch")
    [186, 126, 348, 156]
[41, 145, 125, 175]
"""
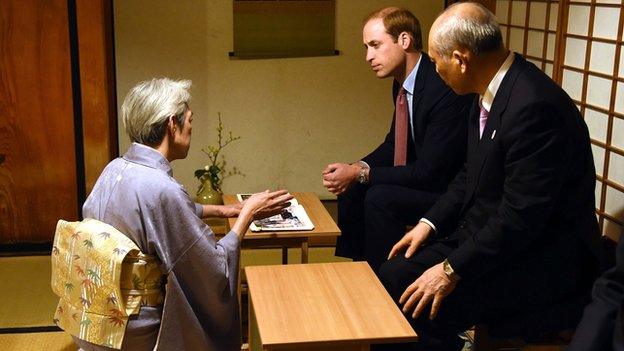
[356, 161, 369, 184]
[357, 167, 368, 184]
[442, 259, 458, 280]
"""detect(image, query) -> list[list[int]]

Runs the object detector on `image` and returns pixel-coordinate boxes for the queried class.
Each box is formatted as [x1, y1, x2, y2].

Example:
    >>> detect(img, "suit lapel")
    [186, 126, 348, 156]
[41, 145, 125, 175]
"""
[409, 54, 428, 145]
[464, 55, 524, 205]
[464, 97, 481, 200]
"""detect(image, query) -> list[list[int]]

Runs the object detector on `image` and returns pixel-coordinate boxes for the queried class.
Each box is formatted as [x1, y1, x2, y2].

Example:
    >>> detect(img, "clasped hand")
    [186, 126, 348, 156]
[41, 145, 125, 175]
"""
[388, 222, 459, 320]
[322, 163, 359, 195]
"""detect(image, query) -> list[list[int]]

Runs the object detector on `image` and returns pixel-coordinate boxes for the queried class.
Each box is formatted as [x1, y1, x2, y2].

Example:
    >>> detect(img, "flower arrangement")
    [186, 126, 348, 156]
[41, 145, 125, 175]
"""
[194, 113, 244, 194]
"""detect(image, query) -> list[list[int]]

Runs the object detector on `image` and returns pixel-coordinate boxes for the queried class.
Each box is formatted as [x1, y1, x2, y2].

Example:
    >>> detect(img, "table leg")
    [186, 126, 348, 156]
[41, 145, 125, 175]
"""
[301, 240, 309, 263]
[237, 250, 243, 345]
[249, 296, 260, 351]
[281, 246, 288, 264]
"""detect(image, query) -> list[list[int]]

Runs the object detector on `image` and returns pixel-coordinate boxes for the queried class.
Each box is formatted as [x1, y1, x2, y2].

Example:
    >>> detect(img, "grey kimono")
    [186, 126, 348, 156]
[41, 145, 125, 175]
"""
[76, 143, 241, 351]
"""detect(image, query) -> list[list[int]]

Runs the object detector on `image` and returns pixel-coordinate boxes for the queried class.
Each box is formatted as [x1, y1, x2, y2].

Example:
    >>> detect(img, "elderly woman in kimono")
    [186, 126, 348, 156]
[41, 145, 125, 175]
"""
[76, 78, 292, 351]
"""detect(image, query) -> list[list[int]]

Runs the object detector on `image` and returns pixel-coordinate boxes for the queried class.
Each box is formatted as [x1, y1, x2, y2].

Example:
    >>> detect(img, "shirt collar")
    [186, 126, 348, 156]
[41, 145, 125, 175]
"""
[480, 51, 515, 112]
[123, 142, 173, 176]
[402, 54, 422, 95]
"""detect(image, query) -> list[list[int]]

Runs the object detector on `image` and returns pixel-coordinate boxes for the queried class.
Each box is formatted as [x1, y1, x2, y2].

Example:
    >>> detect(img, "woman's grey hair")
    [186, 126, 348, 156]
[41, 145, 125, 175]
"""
[121, 78, 192, 145]
[432, 3, 502, 59]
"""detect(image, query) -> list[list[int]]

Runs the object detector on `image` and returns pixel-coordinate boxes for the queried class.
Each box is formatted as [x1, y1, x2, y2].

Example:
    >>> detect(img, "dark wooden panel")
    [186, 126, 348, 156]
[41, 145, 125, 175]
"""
[76, 0, 117, 194]
[0, 0, 79, 243]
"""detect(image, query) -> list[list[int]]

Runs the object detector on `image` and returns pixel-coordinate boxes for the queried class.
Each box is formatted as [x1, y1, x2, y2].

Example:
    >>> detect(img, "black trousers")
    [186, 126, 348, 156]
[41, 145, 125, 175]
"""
[375, 235, 597, 351]
[335, 183, 440, 272]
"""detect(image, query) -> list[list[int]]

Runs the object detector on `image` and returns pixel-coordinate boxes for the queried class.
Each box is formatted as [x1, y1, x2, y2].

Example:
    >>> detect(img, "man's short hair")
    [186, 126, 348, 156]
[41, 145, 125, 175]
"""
[364, 7, 422, 51]
[432, 2, 502, 59]
[121, 78, 191, 146]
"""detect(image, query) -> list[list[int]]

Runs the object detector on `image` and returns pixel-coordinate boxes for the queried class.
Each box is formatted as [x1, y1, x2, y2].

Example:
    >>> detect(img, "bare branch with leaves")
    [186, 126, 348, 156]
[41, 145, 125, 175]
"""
[195, 113, 245, 193]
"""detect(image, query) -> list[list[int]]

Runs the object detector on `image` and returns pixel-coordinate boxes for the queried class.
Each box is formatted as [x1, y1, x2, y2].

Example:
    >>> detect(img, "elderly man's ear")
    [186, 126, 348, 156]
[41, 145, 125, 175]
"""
[452, 49, 470, 73]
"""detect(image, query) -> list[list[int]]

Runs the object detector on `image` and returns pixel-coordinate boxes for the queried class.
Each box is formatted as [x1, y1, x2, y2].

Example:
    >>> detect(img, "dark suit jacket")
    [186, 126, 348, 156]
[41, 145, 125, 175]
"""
[425, 54, 606, 280]
[569, 234, 624, 351]
[362, 53, 473, 193]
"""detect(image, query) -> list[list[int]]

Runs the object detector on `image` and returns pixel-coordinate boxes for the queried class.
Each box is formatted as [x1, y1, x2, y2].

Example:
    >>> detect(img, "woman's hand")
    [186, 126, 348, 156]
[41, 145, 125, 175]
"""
[202, 203, 243, 218]
[242, 190, 294, 219]
[231, 190, 293, 238]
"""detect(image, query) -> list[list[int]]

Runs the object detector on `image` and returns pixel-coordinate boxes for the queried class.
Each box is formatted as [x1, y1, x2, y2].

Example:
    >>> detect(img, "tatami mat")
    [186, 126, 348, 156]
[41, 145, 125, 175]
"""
[0, 248, 474, 350]
[0, 247, 345, 330]
[0, 331, 75, 351]
[0, 256, 57, 328]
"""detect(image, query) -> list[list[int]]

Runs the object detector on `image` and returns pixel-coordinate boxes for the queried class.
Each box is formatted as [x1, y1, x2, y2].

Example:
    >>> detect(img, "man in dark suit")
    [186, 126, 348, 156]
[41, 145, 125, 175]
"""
[322, 7, 472, 272]
[569, 231, 624, 351]
[377, 3, 607, 350]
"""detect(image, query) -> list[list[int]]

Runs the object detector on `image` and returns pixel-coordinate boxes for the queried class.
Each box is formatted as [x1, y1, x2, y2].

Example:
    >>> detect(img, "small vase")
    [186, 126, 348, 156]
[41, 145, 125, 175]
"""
[196, 179, 223, 205]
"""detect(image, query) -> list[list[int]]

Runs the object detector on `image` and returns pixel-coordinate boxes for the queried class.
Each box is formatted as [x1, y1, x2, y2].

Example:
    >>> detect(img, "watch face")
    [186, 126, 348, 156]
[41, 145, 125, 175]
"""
[443, 260, 453, 276]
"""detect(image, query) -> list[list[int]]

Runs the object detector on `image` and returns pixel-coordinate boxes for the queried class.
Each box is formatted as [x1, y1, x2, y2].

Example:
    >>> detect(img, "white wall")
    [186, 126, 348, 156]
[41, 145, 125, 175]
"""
[114, 0, 444, 199]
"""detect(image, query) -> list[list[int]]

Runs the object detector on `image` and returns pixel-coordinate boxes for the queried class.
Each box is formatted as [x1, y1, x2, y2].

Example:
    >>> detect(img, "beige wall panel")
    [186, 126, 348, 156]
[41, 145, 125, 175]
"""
[592, 144, 605, 176]
[528, 2, 547, 29]
[546, 33, 555, 61]
[589, 42, 615, 75]
[545, 63, 553, 77]
[619, 50, 624, 78]
[586, 75, 612, 109]
[609, 152, 624, 186]
[567, 5, 590, 36]
[526, 30, 544, 57]
[616, 82, 624, 114]
[585, 108, 609, 143]
[604, 219, 622, 242]
[605, 186, 624, 218]
[510, 1, 527, 26]
[548, 3, 558, 31]
[613, 117, 624, 149]
[593, 7, 620, 40]
[496, 0, 509, 24]
[509, 27, 525, 53]
[562, 69, 583, 101]
[565, 38, 587, 69]
[596, 180, 603, 211]
[114, 0, 444, 199]
[501, 26, 508, 46]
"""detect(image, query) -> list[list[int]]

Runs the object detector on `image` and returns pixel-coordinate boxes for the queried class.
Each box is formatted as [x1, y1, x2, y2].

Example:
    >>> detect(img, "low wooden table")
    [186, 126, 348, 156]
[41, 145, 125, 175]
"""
[223, 192, 340, 263]
[245, 262, 418, 350]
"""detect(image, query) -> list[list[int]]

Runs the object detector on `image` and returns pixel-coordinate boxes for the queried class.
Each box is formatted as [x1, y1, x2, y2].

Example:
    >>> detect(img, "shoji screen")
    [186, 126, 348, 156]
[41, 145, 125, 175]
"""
[484, 0, 624, 240]
[561, 0, 624, 240]
[495, 0, 560, 78]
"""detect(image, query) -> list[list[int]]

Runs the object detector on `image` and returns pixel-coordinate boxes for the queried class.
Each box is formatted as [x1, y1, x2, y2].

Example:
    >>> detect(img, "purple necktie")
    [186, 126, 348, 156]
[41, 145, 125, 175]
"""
[394, 88, 408, 166]
[479, 105, 489, 139]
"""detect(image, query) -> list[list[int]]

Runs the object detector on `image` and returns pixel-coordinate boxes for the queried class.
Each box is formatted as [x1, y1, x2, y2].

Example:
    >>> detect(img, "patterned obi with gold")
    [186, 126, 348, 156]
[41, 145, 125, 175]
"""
[51, 219, 165, 349]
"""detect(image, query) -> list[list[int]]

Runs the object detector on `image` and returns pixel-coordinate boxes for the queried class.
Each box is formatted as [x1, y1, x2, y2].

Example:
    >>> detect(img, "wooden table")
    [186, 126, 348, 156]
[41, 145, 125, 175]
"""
[223, 192, 340, 263]
[245, 262, 418, 350]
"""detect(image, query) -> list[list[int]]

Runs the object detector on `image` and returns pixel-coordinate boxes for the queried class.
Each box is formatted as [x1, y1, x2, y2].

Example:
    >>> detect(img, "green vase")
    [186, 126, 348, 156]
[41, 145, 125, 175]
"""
[196, 179, 223, 205]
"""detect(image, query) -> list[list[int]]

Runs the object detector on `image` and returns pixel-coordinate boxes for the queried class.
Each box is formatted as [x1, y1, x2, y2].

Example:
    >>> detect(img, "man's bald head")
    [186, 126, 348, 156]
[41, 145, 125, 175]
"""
[430, 2, 502, 59]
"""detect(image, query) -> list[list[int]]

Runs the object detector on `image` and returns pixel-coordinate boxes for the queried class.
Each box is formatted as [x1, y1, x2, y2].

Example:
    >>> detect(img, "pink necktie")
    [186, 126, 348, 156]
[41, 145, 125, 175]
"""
[479, 105, 489, 139]
[394, 88, 408, 166]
